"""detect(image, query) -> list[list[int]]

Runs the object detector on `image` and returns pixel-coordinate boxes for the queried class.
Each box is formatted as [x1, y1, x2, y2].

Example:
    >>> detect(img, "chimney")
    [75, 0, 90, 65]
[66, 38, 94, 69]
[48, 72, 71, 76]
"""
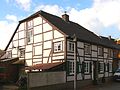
[62, 11, 69, 22]
[108, 36, 111, 40]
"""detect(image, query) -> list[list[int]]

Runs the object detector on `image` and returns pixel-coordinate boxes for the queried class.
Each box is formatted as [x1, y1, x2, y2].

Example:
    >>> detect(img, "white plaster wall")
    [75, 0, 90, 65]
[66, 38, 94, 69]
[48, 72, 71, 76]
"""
[52, 56, 64, 60]
[26, 45, 32, 52]
[34, 46, 42, 55]
[19, 23, 25, 30]
[13, 41, 18, 47]
[34, 34, 42, 43]
[34, 25, 42, 35]
[13, 33, 18, 40]
[25, 53, 32, 59]
[92, 45, 97, 50]
[19, 31, 25, 39]
[43, 23, 52, 32]
[33, 17, 42, 26]
[43, 58, 48, 63]
[33, 59, 42, 62]
[44, 41, 51, 49]
[78, 49, 84, 56]
[54, 30, 64, 38]
[44, 31, 52, 41]
[53, 38, 64, 42]
[77, 42, 84, 48]
[92, 51, 97, 57]
[19, 39, 25, 46]
[26, 60, 32, 66]
[98, 74, 104, 78]
[43, 49, 51, 57]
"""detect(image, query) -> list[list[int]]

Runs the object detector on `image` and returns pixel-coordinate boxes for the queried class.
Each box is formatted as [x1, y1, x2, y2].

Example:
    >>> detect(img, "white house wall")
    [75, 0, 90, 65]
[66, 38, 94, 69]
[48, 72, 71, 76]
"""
[6, 15, 65, 67]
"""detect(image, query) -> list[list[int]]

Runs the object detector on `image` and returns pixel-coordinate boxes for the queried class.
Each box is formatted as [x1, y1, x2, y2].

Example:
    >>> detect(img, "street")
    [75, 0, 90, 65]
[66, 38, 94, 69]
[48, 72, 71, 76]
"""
[81, 81, 120, 90]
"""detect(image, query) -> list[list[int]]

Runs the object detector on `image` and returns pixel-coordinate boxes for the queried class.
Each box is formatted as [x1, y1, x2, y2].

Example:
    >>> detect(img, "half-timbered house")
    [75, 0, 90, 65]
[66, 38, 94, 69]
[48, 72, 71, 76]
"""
[0, 10, 120, 84]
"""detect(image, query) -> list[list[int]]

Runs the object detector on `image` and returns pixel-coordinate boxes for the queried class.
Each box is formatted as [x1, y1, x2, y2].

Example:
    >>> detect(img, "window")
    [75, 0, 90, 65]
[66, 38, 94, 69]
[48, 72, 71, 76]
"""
[69, 61, 74, 75]
[26, 20, 33, 44]
[98, 47, 103, 56]
[108, 49, 113, 57]
[27, 30, 33, 43]
[84, 44, 91, 54]
[68, 42, 74, 51]
[109, 62, 112, 72]
[99, 62, 104, 73]
[19, 48, 25, 58]
[84, 61, 90, 74]
[27, 20, 33, 29]
[54, 41, 63, 52]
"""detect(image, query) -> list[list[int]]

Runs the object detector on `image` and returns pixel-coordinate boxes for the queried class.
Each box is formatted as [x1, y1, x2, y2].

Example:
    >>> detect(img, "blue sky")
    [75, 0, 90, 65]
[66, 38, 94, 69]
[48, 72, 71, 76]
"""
[0, 0, 120, 50]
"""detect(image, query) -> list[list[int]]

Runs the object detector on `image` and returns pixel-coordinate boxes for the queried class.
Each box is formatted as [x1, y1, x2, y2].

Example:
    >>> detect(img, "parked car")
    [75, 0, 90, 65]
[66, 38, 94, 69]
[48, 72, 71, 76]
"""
[113, 68, 120, 81]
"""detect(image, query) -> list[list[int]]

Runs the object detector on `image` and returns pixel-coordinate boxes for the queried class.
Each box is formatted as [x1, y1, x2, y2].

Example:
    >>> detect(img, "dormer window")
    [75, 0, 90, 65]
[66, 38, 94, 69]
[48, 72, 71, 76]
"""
[54, 41, 63, 52]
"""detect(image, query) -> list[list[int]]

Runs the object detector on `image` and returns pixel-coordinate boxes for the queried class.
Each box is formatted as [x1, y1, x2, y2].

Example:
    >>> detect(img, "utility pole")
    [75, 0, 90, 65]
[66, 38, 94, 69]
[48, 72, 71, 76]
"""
[73, 34, 77, 90]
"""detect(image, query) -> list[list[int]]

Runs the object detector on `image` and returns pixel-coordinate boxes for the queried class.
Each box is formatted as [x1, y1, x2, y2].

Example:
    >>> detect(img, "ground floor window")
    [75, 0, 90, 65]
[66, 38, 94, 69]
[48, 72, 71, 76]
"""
[99, 62, 104, 73]
[69, 61, 74, 75]
[109, 62, 112, 72]
[84, 61, 90, 74]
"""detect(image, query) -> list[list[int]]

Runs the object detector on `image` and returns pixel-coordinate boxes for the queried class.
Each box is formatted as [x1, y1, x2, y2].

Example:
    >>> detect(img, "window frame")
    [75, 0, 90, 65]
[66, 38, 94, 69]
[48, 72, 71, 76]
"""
[68, 41, 74, 52]
[98, 46, 103, 56]
[99, 62, 104, 73]
[53, 41, 63, 53]
[19, 48, 25, 58]
[84, 43, 91, 55]
[84, 61, 90, 74]
[69, 61, 74, 75]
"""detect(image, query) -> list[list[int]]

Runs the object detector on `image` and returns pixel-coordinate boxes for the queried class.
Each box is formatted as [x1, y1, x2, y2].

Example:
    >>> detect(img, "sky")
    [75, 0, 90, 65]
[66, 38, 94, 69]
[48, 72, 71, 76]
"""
[1, 0, 120, 50]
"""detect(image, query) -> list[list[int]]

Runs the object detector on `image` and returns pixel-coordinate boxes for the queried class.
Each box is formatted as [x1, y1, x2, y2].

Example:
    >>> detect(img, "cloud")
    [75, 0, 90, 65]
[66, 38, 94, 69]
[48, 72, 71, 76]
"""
[34, 4, 64, 16]
[15, 0, 32, 11]
[6, 14, 18, 22]
[0, 15, 18, 50]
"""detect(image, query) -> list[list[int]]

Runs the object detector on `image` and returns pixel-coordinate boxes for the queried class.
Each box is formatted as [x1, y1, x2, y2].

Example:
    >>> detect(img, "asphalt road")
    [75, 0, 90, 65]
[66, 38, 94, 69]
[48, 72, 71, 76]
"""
[81, 81, 120, 90]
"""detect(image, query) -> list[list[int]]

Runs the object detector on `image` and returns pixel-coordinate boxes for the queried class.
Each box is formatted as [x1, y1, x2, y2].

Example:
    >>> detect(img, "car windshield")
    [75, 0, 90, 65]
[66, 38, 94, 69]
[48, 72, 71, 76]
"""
[116, 69, 120, 73]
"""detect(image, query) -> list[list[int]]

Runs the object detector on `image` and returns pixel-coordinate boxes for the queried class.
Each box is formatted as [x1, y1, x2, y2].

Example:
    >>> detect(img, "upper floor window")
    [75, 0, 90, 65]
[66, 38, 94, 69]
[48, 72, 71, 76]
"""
[108, 49, 113, 57]
[19, 48, 25, 58]
[84, 44, 91, 54]
[109, 62, 112, 72]
[54, 41, 63, 52]
[27, 30, 33, 44]
[98, 46, 103, 56]
[27, 20, 33, 29]
[68, 42, 74, 52]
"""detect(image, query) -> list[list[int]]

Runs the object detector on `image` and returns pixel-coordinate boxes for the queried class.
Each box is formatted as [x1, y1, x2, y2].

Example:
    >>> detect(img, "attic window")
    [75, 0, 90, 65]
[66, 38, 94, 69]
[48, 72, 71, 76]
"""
[27, 20, 33, 29]
[53, 41, 63, 52]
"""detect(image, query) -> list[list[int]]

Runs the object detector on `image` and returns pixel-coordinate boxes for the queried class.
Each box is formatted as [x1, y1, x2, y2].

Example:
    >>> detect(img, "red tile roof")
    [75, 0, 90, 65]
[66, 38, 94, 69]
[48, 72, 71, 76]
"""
[26, 62, 64, 70]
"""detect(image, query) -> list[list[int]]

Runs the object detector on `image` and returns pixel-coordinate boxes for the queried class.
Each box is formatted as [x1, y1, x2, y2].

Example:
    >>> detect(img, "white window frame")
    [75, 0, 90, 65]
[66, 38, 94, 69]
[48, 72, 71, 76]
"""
[68, 41, 74, 52]
[84, 44, 91, 54]
[27, 30, 33, 44]
[53, 41, 63, 52]
[84, 61, 90, 74]
[109, 62, 112, 72]
[27, 20, 33, 29]
[98, 46, 103, 56]
[69, 61, 74, 75]
[19, 48, 25, 58]
[108, 49, 113, 58]
[99, 62, 104, 73]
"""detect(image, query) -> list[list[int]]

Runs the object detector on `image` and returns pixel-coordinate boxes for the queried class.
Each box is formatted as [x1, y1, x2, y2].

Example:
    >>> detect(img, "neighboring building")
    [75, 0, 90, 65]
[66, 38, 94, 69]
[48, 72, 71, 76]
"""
[0, 10, 120, 84]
